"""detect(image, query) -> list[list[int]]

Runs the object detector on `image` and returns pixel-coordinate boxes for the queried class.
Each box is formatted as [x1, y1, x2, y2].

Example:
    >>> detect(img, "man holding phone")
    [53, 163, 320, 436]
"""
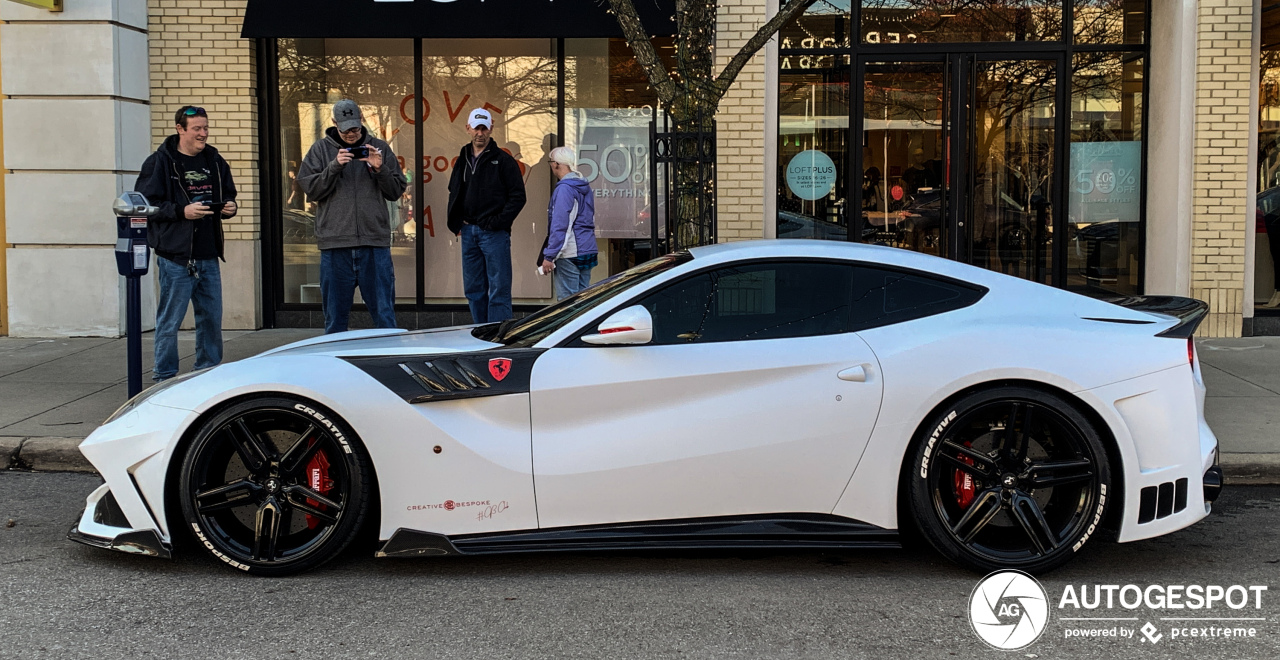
[135, 105, 238, 382]
[298, 99, 406, 333]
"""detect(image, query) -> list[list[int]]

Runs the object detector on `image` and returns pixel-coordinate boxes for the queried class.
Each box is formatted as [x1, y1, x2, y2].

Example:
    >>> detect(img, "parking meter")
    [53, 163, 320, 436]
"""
[113, 192, 158, 398]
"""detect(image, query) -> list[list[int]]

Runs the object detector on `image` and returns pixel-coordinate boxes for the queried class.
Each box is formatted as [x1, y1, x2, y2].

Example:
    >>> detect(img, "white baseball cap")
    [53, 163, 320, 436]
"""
[467, 108, 492, 130]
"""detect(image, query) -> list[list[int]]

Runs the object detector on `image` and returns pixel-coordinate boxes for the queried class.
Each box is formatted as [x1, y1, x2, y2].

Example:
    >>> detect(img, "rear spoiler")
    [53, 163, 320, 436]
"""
[1102, 296, 1209, 338]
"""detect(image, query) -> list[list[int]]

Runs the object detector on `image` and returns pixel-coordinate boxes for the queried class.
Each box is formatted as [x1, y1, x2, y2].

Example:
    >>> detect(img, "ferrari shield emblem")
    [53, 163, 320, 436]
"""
[488, 358, 513, 381]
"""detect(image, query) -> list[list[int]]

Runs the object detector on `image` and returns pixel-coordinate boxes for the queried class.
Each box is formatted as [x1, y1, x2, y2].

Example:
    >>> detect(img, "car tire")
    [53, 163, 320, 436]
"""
[907, 386, 1112, 574]
[178, 395, 372, 576]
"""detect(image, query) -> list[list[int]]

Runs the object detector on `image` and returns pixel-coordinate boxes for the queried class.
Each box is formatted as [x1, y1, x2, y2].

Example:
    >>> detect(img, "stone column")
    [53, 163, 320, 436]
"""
[1, 0, 151, 336]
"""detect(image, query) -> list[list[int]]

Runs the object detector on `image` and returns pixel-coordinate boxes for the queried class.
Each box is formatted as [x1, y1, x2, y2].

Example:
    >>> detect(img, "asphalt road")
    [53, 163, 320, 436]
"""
[1, 472, 1277, 660]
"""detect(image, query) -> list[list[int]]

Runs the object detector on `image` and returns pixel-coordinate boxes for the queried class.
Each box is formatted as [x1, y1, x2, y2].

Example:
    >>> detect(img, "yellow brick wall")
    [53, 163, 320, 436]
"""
[147, 0, 258, 242]
[1192, 0, 1254, 337]
[715, 0, 768, 242]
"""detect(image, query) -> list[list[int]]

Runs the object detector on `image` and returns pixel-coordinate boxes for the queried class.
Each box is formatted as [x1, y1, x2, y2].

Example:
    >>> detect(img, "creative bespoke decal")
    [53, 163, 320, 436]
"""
[406, 499, 492, 512]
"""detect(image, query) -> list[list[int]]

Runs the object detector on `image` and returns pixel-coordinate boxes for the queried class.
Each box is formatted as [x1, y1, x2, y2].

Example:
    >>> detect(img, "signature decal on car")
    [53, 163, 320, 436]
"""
[488, 358, 512, 381]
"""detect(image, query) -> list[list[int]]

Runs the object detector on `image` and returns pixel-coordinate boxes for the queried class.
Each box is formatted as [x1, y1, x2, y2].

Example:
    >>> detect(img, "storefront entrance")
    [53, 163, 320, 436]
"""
[777, 2, 1149, 297]
[857, 55, 1059, 285]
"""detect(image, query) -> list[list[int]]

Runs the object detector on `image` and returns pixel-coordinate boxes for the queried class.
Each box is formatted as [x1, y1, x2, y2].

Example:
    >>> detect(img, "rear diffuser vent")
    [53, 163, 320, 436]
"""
[1138, 478, 1189, 524]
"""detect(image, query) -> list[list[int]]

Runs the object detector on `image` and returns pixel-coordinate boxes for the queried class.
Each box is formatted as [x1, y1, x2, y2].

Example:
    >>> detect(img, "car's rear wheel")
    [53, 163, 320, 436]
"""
[178, 396, 371, 576]
[907, 386, 1111, 574]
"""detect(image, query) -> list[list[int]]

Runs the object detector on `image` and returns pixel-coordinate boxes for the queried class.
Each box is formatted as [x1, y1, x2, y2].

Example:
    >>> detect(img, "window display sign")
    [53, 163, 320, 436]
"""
[1069, 141, 1141, 224]
[567, 108, 654, 239]
[786, 150, 838, 201]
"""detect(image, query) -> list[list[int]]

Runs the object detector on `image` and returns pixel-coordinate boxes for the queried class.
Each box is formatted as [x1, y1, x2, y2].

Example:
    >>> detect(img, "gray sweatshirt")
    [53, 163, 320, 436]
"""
[297, 127, 407, 250]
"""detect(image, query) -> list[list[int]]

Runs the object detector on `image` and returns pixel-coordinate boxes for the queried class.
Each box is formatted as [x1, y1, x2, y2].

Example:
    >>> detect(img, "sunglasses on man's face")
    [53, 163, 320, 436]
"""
[339, 126, 362, 135]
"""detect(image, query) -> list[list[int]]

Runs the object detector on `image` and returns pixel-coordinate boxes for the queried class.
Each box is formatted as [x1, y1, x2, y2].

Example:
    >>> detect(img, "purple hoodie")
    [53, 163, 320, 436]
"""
[543, 172, 597, 261]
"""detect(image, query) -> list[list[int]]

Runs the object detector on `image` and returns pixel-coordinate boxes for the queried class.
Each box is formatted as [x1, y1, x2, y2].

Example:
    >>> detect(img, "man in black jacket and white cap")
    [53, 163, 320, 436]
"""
[298, 99, 407, 333]
[135, 105, 237, 382]
[447, 108, 527, 324]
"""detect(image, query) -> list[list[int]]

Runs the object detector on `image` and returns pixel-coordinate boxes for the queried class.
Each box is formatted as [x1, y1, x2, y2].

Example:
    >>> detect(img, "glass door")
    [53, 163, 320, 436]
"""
[856, 54, 1061, 285]
[967, 58, 1058, 285]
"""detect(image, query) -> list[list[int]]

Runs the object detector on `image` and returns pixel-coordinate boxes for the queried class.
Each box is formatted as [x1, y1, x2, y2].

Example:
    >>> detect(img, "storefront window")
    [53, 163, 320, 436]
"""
[1073, 0, 1146, 45]
[564, 38, 673, 273]
[277, 39, 417, 305]
[777, 61, 851, 241]
[420, 40, 558, 303]
[860, 0, 1063, 44]
[1068, 52, 1143, 296]
[779, 1, 851, 50]
[1256, 6, 1280, 310]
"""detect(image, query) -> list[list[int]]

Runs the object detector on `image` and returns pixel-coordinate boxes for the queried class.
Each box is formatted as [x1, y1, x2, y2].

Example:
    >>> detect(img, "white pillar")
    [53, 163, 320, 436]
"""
[1145, 0, 1198, 296]
[1, 0, 151, 336]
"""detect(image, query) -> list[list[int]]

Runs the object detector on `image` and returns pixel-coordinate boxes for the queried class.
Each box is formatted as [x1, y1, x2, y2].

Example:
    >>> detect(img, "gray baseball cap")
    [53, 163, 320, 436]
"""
[333, 99, 362, 132]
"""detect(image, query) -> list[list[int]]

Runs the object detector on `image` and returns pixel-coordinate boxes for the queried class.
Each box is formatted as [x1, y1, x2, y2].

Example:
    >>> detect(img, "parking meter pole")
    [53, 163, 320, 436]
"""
[114, 192, 157, 401]
[126, 274, 142, 398]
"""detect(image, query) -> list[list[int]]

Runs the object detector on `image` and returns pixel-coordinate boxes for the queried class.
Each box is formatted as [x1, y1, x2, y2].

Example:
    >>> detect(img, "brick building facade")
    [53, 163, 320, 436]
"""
[0, 0, 1271, 337]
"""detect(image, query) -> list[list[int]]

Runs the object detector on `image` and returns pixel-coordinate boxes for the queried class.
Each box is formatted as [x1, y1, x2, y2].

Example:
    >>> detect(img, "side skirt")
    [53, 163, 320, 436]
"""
[376, 514, 900, 558]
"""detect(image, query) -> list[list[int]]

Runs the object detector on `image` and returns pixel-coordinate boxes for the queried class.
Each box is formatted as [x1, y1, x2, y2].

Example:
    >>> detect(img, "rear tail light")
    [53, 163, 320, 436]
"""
[1187, 337, 1197, 368]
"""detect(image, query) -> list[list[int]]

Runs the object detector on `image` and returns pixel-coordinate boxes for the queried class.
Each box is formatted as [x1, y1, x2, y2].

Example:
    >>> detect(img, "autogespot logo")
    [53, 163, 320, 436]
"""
[969, 570, 1051, 650]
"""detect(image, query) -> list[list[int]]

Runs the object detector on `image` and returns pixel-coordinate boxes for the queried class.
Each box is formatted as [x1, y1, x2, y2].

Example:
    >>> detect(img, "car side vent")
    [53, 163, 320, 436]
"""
[93, 490, 131, 528]
[398, 359, 493, 400]
[1137, 478, 1189, 523]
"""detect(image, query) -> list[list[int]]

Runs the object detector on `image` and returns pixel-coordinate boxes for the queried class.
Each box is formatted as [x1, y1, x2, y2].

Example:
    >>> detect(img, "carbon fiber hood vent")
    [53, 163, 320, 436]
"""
[342, 349, 545, 404]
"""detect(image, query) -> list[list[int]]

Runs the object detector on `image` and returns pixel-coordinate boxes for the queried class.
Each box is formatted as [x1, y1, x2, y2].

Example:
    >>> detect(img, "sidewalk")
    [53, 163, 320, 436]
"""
[1, 330, 1278, 483]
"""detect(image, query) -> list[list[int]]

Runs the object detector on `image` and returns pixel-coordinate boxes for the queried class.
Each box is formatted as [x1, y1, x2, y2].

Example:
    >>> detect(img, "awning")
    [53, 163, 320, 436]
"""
[243, 0, 677, 40]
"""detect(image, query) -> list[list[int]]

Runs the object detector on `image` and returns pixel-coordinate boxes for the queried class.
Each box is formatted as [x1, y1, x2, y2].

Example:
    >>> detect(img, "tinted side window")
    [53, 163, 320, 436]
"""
[638, 262, 854, 344]
[850, 266, 985, 330]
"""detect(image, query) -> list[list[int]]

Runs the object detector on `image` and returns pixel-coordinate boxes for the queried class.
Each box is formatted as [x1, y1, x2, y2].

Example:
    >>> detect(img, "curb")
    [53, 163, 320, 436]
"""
[3, 436, 1278, 485]
[1218, 454, 1280, 486]
[2, 437, 96, 474]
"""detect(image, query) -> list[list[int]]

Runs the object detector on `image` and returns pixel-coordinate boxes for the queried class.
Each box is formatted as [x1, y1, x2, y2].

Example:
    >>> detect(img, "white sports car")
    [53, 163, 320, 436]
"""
[69, 240, 1222, 576]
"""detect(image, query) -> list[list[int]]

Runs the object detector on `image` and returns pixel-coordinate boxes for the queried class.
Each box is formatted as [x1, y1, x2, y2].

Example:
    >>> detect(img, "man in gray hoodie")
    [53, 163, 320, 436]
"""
[298, 99, 407, 333]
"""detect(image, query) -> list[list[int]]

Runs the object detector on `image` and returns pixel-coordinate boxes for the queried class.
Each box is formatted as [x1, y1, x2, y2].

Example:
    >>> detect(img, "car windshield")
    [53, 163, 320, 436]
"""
[473, 252, 694, 347]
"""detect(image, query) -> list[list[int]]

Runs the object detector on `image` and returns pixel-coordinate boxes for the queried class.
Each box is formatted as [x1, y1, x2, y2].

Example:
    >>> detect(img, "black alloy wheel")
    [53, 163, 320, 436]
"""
[907, 387, 1112, 574]
[178, 396, 371, 576]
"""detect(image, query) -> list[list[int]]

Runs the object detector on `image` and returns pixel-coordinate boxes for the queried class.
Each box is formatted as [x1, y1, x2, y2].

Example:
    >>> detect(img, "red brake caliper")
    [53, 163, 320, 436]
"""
[954, 441, 976, 509]
[304, 439, 335, 530]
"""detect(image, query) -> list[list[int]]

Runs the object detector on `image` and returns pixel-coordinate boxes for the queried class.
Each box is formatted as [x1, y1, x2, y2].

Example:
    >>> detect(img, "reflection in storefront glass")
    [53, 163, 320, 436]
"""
[861, 62, 946, 255]
[420, 40, 558, 303]
[277, 39, 416, 305]
[860, 0, 1063, 44]
[564, 38, 671, 275]
[779, 1, 851, 50]
[777, 61, 851, 241]
[1073, 0, 1146, 45]
[970, 60, 1057, 285]
[1069, 52, 1143, 296]
[1256, 7, 1280, 309]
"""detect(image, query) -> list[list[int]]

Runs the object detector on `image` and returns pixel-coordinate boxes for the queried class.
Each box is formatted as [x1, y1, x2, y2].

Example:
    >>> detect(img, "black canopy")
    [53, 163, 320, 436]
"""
[242, 0, 676, 39]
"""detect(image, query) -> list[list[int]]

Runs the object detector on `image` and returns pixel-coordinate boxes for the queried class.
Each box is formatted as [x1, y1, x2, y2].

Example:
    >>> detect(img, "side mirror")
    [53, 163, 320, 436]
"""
[581, 305, 653, 346]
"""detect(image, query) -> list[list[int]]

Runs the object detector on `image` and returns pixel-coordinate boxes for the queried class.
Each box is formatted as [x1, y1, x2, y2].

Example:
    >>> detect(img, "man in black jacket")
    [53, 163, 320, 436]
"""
[447, 108, 527, 323]
[135, 106, 237, 381]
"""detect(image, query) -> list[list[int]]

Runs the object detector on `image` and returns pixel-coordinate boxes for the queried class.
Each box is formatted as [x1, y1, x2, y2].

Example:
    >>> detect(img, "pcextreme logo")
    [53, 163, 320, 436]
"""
[968, 570, 1050, 651]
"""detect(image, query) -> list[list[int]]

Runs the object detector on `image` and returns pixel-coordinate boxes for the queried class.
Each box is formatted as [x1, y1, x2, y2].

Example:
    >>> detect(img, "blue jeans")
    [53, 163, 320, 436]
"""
[320, 247, 397, 334]
[460, 224, 512, 324]
[154, 256, 222, 381]
[553, 257, 594, 301]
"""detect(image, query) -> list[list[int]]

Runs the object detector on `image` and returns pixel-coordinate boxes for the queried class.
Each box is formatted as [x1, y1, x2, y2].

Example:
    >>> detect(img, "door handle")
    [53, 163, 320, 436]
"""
[838, 365, 868, 382]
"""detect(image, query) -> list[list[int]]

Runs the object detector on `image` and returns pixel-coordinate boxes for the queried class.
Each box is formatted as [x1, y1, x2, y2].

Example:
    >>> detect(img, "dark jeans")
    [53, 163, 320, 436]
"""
[154, 256, 222, 381]
[461, 223, 512, 324]
[320, 246, 397, 334]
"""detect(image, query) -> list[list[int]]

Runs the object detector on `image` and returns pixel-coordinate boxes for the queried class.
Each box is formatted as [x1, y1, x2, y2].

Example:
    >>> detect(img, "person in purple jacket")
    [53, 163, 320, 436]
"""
[540, 146, 598, 300]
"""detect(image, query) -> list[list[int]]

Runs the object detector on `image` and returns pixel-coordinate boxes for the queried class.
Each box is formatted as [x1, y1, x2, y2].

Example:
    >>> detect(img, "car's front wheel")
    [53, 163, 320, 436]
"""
[178, 396, 371, 576]
[907, 386, 1112, 574]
